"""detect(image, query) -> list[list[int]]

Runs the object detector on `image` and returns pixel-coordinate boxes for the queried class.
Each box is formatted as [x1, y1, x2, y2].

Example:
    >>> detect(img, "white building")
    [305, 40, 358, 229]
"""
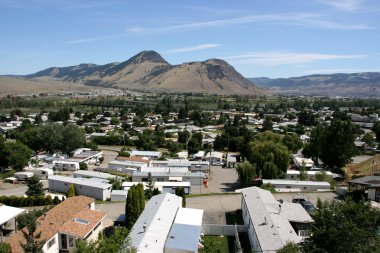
[48, 175, 112, 201]
[131, 150, 162, 159]
[73, 170, 117, 181]
[285, 170, 333, 181]
[262, 179, 331, 192]
[126, 193, 203, 253]
[293, 156, 314, 170]
[239, 187, 313, 252]
[53, 161, 80, 171]
[122, 181, 191, 195]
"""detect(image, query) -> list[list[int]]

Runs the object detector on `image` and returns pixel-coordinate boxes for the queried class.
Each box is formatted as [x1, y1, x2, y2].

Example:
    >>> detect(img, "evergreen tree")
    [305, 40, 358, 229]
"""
[67, 184, 76, 197]
[175, 187, 186, 207]
[146, 173, 155, 199]
[20, 219, 45, 253]
[25, 175, 44, 197]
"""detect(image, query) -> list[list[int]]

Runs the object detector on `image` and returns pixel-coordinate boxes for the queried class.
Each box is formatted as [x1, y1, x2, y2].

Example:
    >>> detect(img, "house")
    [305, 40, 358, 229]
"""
[262, 179, 331, 192]
[73, 170, 117, 181]
[239, 187, 313, 252]
[53, 160, 80, 171]
[125, 193, 203, 253]
[348, 176, 380, 203]
[204, 151, 223, 163]
[7, 196, 105, 253]
[285, 170, 333, 181]
[132, 171, 205, 186]
[24, 168, 54, 180]
[122, 181, 191, 195]
[70, 149, 103, 164]
[130, 150, 162, 159]
[48, 175, 112, 201]
[107, 160, 148, 174]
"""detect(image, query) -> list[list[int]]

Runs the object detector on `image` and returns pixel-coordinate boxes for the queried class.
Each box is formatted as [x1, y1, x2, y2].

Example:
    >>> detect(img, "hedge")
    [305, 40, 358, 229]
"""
[0, 195, 62, 207]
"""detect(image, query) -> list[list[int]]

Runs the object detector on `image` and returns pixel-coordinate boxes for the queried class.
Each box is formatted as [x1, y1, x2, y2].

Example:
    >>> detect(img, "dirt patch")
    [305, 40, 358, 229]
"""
[345, 154, 380, 180]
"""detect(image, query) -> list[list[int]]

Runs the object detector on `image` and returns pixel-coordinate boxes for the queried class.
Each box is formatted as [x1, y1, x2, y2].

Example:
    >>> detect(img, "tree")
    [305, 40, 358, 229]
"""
[262, 116, 273, 131]
[236, 161, 256, 186]
[178, 130, 190, 144]
[298, 162, 308, 181]
[362, 133, 375, 147]
[304, 198, 380, 253]
[25, 175, 44, 197]
[20, 218, 45, 253]
[247, 138, 290, 179]
[125, 184, 145, 229]
[16, 208, 46, 230]
[0, 242, 10, 253]
[67, 184, 76, 197]
[3, 142, 33, 171]
[76, 227, 136, 253]
[298, 110, 317, 126]
[175, 187, 186, 207]
[79, 162, 88, 170]
[282, 134, 303, 153]
[61, 124, 86, 154]
[187, 132, 203, 155]
[277, 242, 300, 253]
[320, 120, 355, 168]
[145, 173, 155, 199]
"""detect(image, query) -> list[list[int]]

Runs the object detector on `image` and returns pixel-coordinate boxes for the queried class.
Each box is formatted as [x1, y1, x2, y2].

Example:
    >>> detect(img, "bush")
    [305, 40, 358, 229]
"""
[79, 162, 88, 170]
[0, 195, 61, 207]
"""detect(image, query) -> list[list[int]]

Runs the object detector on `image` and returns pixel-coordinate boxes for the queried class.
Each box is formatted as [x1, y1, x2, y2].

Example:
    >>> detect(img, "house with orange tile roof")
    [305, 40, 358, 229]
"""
[6, 196, 105, 253]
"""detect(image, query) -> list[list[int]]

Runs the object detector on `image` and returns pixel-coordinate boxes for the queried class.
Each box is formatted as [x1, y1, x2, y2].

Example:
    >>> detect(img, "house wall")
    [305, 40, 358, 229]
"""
[132, 175, 203, 186]
[270, 183, 330, 192]
[161, 186, 191, 195]
[368, 188, 376, 201]
[86, 220, 103, 242]
[241, 197, 261, 252]
[111, 193, 127, 201]
[43, 234, 60, 253]
[48, 179, 111, 201]
[53, 161, 79, 171]
[189, 164, 209, 172]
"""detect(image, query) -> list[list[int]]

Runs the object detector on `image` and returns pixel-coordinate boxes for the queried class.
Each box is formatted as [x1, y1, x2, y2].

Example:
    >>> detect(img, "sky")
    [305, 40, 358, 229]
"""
[0, 0, 379, 78]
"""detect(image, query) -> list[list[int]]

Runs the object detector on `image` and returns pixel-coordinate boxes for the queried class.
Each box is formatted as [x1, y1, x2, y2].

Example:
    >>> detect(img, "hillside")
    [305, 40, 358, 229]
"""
[248, 72, 380, 97]
[0, 76, 123, 96]
[26, 51, 266, 95]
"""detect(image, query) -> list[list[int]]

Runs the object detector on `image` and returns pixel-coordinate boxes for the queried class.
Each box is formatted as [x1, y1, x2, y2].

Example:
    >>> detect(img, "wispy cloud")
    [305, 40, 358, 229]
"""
[223, 51, 366, 66]
[64, 34, 120, 44]
[318, 0, 365, 12]
[163, 44, 221, 54]
[304, 68, 379, 74]
[126, 12, 373, 34]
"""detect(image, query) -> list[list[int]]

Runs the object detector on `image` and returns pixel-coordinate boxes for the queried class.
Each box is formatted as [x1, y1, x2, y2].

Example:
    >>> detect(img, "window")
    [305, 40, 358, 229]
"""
[47, 237, 55, 249]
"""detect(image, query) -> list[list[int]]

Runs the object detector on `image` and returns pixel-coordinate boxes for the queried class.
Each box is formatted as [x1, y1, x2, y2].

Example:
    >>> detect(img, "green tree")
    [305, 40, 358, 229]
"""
[298, 162, 308, 181]
[304, 198, 380, 253]
[362, 133, 375, 147]
[67, 184, 76, 197]
[175, 187, 186, 207]
[263, 116, 273, 131]
[145, 173, 155, 199]
[277, 242, 300, 253]
[79, 162, 88, 170]
[0, 242, 11, 253]
[61, 124, 86, 154]
[125, 184, 145, 229]
[178, 130, 190, 144]
[260, 183, 276, 193]
[247, 139, 290, 179]
[20, 218, 45, 253]
[3, 142, 33, 171]
[320, 120, 356, 168]
[236, 161, 256, 186]
[16, 208, 46, 230]
[25, 175, 44, 197]
[187, 132, 203, 155]
[282, 134, 303, 153]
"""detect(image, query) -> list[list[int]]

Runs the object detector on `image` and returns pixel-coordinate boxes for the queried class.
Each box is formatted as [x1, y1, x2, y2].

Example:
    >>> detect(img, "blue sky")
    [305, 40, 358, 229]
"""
[0, 0, 379, 77]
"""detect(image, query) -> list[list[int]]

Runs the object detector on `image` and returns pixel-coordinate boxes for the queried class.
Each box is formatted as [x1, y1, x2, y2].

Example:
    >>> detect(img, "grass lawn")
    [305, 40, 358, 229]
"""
[200, 236, 231, 253]
[345, 154, 380, 179]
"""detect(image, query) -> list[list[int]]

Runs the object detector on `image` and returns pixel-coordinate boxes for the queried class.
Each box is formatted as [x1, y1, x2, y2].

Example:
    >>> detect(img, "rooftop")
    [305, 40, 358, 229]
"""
[240, 187, 312, 252]
[128, 193, 182, 253]
[7, 196, 104, 253]
[348, 176, 380, 186]
[49, 175, 112, 189]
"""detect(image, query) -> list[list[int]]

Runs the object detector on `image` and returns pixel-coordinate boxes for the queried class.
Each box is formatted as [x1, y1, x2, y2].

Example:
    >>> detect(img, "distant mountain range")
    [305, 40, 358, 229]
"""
[24, 51, 266, 96]
[248, 72, 380, 97]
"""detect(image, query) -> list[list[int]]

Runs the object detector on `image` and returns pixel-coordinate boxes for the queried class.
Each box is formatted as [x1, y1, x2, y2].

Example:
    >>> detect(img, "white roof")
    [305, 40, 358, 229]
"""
[140, 166, 188, 173]
[286, 170, 333, 175]
[73, 170, 116, 179]
[131, 150, 162, 157]
[263, 179, 331, 187]
[128, 193, 182, 253]
[0, 205, 25, 225]
[49, 175, 112, 189]
[165, 208, 203, 252]
[240, 187, 306, 251]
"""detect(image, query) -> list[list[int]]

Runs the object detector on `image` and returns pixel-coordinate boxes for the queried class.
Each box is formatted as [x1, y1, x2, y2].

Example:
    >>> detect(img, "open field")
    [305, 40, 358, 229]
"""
[345, 154, 380, 179]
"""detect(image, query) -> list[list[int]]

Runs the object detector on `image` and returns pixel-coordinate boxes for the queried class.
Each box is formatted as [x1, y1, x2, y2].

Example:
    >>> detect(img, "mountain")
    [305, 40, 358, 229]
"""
[248, 72, 380, 97]
[26, 51, 266, 95]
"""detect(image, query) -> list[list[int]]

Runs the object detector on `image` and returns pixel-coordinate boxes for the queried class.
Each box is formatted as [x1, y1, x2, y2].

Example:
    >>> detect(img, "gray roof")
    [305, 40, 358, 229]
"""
[73, 170, 116, 180]
[132, 171, 204, 178]
[241, 187, 306, 251]
[348, 176, 380, 186]
[48, 175, 112, 189]
[128, 193, 182, 253]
